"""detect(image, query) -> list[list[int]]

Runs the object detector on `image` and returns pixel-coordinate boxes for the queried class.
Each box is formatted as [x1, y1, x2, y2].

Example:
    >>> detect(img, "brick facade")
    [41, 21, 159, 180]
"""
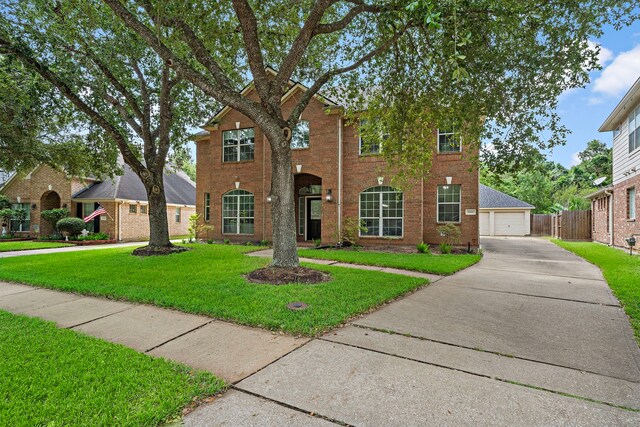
[196, 86, 479, 247]
[612, 175, 640, 247]
[590, 193, 612, 245]
[1, 165, 193, 241]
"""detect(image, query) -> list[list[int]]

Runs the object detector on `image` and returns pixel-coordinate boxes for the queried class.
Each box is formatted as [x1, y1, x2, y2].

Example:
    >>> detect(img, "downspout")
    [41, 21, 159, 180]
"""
[605, 190, 613, 246]
[118, 201, 124, 241]
[337, 116, 343, 236]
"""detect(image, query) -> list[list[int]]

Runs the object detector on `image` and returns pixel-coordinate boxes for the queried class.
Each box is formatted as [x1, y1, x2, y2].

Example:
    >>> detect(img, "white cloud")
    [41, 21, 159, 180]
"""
[587, 40, 614, 67]
[571, 152, 581, 166]
[587, 97, 604, 106]
[593, 44, 640, 97]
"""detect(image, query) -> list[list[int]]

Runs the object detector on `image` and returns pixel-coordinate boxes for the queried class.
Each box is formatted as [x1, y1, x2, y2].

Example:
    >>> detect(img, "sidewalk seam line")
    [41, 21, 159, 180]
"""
[232, 387, 351, 426]
[144, 319, 215, 353]
[318, 337, 639, 412]
[474, 266, 605, 282]
[350, 323, 640, 383]
[66, 306, 135, 329]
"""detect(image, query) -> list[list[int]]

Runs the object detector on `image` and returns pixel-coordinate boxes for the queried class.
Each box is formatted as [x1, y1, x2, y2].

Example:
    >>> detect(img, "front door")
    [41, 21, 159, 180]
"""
[306, 197, 322, 241]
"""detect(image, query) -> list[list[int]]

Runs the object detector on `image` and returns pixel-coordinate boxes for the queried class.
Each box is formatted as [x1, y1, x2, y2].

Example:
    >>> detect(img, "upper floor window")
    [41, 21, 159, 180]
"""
[628, 187, 636, 220]
[437, 185, 461, 222]
[222, 189, 254, 234]
[291, 120, 310, 149]
[438, 129, 461, 153]
[628, 106, 640, 153]
[359, 119, 382, 155]
[359, 186, 403, 237]
[223, 128, 255, 162]
[613, 126, 621, 140]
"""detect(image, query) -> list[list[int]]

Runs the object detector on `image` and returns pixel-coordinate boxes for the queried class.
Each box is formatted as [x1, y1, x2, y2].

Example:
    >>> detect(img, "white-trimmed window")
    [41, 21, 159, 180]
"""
[291, 120, 310, 149]
[175, 207, 181, 223]
[129, 204, 137, 214]
[140, 205, 147, 214]
[223, 128, 255, 162]
[359, 186, 403, 237]
[204, 192, 211, 221]
[437, 185, 461, 222]
[222, 190, 254, 234]
[629, 106, 640, 153]
[628, 187, 636, 220]
[437, 129, 461, 153]
[10, 203, 30, 232]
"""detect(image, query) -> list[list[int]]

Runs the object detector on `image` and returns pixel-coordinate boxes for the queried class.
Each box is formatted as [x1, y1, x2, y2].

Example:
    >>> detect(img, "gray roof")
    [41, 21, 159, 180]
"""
[73, 164, 195, 205]
[480, 184, 534, 209]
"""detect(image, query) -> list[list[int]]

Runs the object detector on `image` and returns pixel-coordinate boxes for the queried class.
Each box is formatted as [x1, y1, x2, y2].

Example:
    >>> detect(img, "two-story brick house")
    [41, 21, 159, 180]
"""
[588, 76, 640, 247]
[195, 79, 479, 247]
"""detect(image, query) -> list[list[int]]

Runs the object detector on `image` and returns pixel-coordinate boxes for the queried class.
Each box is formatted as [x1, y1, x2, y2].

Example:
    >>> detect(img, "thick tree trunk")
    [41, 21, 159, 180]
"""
[270, 144, 299, 267]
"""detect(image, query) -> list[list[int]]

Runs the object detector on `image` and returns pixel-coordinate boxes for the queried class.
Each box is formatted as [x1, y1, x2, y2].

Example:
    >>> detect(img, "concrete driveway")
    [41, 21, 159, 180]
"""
[191, 237, 640, 426]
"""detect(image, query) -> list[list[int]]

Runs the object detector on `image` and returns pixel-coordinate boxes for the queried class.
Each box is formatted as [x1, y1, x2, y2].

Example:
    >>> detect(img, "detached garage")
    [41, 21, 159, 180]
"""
[479, 185, 534, 236]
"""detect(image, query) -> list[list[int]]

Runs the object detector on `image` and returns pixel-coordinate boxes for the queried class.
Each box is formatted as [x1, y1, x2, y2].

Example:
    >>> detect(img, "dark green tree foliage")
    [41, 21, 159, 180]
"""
[56, 217, 86, 237]
[481, 139, 612, 213]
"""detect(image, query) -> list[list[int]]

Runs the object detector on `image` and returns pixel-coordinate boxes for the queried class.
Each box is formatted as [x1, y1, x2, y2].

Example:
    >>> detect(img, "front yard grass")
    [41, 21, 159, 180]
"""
[298, 248, 481, 275]
[0, 245, 425, 335]
[0, 310, 224, 426]
[0, 241, 72, 252]
[552, 240, 640, 344]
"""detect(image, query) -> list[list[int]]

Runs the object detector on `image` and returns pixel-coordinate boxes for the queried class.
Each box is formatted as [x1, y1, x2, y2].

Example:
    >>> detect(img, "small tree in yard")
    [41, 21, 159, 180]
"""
[437, 223, 461, 254]
[0, 195, 10, 210]
[56, 217, 86, 240]
[11, 208, 27, 235]
[187, 214, 214, 243]
[0, 208, 13, 236]
[95, 0, 637, 268]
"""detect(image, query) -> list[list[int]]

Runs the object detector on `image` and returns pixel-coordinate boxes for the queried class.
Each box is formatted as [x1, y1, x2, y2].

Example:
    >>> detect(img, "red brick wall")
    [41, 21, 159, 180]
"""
[612, 175, 640, 247]
[196, 87, 479, 247]
[591, 194, 612, 245]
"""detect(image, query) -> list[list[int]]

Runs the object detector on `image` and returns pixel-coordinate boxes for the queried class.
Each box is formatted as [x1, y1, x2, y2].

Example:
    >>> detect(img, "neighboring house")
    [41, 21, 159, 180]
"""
[194, 74, 480, 247]
[479, 184, 534, 236]
[0, 164, 196, 241]
[589, 77, 640, 247]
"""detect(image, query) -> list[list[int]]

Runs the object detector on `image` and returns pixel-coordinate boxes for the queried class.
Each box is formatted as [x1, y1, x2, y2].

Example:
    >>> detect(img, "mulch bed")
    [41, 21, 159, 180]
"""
[246, 266, 332, 285]
[132, 245, 191, 257]
[313, 245, 473, 255]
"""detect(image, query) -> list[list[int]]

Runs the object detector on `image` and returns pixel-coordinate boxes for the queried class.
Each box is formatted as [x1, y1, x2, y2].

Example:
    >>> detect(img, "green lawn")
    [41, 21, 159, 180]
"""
[0, 241, 72, 252]
[552, 240, 640, 344]
[0, 310, 224, 426]
[0, 245, 425, 335]
[298, 248, 481, 275]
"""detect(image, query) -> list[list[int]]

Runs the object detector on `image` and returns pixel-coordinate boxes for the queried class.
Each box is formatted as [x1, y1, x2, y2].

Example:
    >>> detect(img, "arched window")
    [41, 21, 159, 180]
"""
[222, 190, 254, 234]
[359, 186, 403, 237]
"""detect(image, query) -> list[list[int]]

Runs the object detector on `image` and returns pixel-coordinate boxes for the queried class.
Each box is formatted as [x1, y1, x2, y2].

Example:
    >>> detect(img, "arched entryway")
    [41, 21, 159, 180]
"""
[294, 174, 322, 241]
[40, 191, 61, 236]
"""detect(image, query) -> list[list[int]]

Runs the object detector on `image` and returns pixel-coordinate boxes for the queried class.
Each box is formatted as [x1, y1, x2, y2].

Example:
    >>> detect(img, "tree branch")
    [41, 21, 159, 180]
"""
[314, 2, 383, 35]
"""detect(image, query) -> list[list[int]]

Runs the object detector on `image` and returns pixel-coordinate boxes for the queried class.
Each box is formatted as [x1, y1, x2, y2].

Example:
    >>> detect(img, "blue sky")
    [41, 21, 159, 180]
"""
[552, 22, 640, 167]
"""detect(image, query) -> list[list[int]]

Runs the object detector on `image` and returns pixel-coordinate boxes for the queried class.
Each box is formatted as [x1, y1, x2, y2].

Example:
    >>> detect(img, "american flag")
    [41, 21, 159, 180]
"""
[83, 205, 107, 223]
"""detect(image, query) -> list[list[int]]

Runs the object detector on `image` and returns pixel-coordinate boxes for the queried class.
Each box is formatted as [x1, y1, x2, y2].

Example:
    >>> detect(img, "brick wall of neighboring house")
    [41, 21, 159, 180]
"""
[591, 194, 612, 245]
[612, 174, 640, 247]
[196, 87, 479, 247]
[116, 202, 195, 241]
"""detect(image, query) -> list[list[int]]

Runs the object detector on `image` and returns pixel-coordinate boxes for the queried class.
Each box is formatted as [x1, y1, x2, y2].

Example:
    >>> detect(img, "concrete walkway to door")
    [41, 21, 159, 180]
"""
[196, 237, 640, 426]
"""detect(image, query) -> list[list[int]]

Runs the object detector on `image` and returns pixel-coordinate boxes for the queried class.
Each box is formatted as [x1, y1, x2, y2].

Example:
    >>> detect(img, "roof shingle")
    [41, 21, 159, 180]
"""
[480, 184, 534, 209]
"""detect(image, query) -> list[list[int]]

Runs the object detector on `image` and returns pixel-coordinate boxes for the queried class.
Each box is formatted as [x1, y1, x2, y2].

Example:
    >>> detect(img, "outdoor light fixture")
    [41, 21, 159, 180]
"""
[325, 189, 333, 202]
[377, 176, 384, 185]
[626, 235, 636, 256]
[48, 185, 52, 191]
[31, 204, 37, 210]
[235, 121, 240, 129]
[446, 176, 453, 185]
[235, 181, 240, 189]
[266, 195, 273, 203]
[16, 196, 21, 203]
[296, 164, 302, 173]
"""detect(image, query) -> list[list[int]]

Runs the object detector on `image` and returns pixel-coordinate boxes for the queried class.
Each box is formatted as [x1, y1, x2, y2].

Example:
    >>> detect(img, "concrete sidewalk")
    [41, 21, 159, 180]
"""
[0, 239, 184, 258]
[0, 281, 307, 383]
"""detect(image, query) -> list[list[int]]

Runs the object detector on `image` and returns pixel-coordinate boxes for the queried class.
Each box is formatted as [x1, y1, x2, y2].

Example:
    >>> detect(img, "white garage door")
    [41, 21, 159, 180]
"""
[479, 212, 490, 235]
[494, 212, 526, 236]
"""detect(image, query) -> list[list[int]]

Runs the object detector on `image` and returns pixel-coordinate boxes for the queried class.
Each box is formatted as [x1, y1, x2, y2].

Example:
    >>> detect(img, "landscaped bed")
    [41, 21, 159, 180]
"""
[298, 248, 482, 275]
[552, 240, 640, 345]
[0, 241, 72, 252]
[0, 244, 426, 335]
[0, 310, 225, 426]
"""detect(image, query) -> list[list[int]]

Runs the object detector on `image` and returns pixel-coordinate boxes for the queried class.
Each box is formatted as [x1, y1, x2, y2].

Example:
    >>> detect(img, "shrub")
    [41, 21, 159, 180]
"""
[244, 241, 253, 246]
[206, 239, 214, 244]
[439, 242, 453, 254]
[75, 232, 109, 241]
[187, 213, 214, 243]
[417, 241, 430, 254]
[0, 195, 10, 210]
[224, 239, 230, 245]
[335, 216, 367, 246]
[436, 223, 462, 246]
[41, 208, 70, 232]
[56, 217, 86, 237]
[0, 209, 14, 230]
[260, 240, 270, 247]
[313, 238, 322, 248]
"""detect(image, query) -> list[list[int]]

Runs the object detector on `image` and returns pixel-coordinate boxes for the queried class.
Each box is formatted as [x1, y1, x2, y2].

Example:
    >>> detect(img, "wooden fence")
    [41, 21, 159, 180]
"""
[531, 211, 592, 241]
[531, 214, 553, 236]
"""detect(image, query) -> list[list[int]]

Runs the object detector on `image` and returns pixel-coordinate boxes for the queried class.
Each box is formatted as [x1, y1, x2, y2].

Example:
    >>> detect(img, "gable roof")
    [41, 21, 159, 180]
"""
[599, 76, 640, 132]
[480, 184, 534, 209]
[72, 164, 195, 205]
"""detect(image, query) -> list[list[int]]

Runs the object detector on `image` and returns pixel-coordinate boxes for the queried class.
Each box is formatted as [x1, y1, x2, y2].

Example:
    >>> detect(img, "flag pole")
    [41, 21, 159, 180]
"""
[99, 204, 115, 221]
